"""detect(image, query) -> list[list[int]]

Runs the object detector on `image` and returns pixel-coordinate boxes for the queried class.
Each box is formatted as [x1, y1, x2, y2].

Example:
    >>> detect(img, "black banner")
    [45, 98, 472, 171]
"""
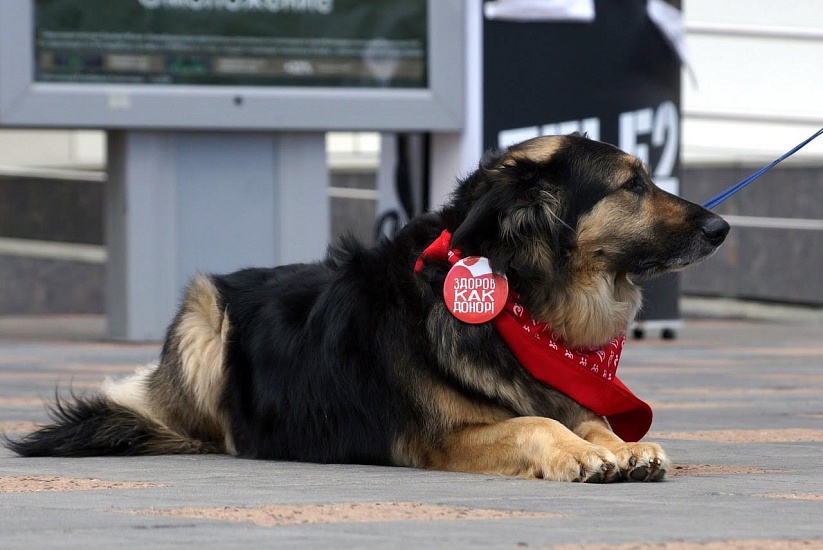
[483, 0, 683, 325]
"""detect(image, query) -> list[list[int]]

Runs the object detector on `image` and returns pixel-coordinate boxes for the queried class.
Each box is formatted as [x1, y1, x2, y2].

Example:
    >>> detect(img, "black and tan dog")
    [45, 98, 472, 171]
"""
[4, 134, 728, 482]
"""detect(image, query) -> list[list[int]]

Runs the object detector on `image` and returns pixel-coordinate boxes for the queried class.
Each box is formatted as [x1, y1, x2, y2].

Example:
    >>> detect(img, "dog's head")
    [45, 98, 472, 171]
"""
[445, 134, 729, 346]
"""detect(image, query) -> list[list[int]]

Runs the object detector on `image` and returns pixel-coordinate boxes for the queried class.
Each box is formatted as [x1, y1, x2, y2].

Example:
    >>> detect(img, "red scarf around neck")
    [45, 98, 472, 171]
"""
[415, 229, 653, 442]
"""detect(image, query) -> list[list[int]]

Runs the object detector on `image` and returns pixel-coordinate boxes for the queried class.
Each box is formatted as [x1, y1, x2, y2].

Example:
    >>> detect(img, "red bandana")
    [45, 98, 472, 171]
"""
[415, 229, 653, 442]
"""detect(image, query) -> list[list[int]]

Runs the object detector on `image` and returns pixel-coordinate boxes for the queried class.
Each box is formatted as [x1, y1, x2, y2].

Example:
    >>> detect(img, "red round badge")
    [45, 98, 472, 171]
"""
[443, 257, 509, 324]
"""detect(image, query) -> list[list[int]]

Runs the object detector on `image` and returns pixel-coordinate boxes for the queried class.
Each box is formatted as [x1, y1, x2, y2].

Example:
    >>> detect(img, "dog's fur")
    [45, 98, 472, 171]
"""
[4, 135, 728, 482]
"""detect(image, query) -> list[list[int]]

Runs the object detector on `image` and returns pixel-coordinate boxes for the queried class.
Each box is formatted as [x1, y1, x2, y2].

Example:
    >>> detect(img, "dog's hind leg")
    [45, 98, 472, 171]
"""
[136, 274, 235, 454]
[98, 274, 234, 454]
[574, 412, 670, 481]
[427, 417, 620, 482]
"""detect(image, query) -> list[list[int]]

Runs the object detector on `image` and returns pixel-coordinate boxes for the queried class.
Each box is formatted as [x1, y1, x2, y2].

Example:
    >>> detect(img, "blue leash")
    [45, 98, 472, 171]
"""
[702, 127, 823, 210]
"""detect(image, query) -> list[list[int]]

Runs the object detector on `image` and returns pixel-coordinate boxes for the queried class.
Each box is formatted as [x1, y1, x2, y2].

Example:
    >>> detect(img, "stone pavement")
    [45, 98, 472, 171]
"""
[0, 316, 821, 549]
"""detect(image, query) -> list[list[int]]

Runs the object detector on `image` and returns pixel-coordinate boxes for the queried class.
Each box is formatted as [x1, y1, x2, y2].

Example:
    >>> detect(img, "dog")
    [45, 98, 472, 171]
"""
[4, 134, 728, 482]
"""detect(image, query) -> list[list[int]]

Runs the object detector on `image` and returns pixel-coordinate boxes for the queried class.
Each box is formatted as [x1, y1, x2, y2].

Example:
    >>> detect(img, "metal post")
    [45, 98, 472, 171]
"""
[106, 131, 329, 340]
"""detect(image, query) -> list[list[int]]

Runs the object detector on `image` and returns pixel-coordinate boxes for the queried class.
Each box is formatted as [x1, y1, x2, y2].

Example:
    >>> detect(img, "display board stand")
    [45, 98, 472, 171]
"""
[106, 131, 329, 341]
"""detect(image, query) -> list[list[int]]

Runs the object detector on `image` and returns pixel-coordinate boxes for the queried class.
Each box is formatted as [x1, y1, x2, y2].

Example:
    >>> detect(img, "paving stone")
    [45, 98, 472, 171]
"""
[0, 318, 821, 549]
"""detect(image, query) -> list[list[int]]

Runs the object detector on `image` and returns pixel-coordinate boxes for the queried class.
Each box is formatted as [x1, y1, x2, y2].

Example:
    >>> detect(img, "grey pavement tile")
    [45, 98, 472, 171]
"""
[0, 318, 821, 549]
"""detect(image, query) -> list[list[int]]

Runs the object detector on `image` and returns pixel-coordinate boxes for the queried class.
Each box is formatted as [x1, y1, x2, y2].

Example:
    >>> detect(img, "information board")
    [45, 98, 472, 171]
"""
[0, 0, 463, 130]
[35, 0, 427, 88]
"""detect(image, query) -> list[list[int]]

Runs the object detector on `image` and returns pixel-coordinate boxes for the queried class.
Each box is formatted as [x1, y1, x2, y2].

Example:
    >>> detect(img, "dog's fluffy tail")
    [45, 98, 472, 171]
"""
[3, 391, 218, 457]
[4, 275, 233, 458]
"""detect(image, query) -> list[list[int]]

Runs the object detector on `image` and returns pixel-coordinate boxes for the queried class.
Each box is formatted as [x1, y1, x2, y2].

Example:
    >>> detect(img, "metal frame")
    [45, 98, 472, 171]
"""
[0, 0, 464, 131]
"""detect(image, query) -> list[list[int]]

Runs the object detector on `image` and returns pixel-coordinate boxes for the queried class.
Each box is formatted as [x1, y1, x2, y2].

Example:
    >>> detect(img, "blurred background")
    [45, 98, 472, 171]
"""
[0, 0, 820, 339]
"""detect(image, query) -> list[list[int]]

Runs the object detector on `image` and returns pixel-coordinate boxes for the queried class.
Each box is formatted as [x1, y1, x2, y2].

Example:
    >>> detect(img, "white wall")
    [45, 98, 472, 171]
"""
[682, 0, 823, 164]
[0, 130, 105, 170]
[0, 129, 376, 173]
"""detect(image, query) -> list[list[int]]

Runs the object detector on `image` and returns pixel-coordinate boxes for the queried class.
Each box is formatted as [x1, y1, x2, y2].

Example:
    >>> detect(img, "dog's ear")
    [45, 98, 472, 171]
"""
[451, 173, 521, 275]
[449, 148, 508, 250]
[479, 147, 506, 171]
[503, 186, 569, 260]
[451, 187, 504, 251]
[494, 156, 569, 248]
[452, 184, 567, 276]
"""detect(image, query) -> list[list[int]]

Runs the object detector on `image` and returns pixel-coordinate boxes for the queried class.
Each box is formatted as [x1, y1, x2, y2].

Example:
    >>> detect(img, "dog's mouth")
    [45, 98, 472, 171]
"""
[628, 260, 669, 278]
[628, 243, 723, 279]
[628, 259, 692, 279]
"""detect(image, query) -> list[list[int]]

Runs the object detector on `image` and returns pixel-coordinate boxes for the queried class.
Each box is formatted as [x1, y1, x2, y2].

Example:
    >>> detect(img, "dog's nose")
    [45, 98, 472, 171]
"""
[701, 216, 730, 246]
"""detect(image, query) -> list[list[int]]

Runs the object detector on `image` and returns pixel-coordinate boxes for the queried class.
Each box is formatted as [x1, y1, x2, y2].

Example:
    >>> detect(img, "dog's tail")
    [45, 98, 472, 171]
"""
[3, 275, 233, 458]
[3, 387, 218, 457]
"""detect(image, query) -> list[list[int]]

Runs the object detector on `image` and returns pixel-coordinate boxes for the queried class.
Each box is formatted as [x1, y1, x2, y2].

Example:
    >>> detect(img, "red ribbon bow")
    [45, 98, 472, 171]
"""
[416, 229, 653, 442]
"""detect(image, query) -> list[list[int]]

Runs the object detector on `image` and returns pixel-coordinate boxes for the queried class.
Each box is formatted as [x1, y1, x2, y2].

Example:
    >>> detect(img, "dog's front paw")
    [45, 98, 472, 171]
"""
[613, 442, 670, 482]
[545, 442, 620, 483]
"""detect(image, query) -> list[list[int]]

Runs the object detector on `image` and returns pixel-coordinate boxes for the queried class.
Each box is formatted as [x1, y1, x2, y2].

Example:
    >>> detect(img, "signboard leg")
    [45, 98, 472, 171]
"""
[106, 131, 329, 341]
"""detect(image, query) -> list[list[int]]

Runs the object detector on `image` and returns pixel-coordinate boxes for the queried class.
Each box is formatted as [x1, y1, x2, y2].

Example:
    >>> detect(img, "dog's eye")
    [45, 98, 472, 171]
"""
[622, 176, 646, 195]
